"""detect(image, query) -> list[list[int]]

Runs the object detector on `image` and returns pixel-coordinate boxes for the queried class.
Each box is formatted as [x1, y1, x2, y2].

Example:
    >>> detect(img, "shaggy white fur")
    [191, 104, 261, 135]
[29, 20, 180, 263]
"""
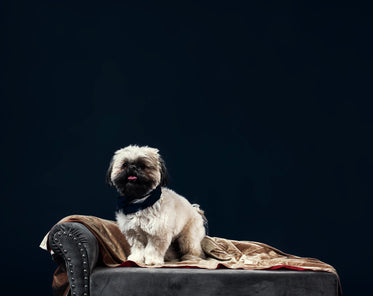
[109, 145, 206, 265]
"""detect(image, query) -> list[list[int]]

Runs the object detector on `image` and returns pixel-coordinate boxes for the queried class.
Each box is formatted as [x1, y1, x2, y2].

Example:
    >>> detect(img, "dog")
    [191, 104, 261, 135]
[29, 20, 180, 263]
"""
[106, 145, 206, 265]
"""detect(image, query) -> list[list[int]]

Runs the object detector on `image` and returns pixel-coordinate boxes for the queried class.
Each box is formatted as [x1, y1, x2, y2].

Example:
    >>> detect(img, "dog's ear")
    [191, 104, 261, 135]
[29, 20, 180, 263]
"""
[159, 157, 168, 187]
[106, 158, 114, 186]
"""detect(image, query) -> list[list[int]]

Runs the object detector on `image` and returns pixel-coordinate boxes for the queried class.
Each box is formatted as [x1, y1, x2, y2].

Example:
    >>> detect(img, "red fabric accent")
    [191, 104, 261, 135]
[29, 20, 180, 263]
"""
[118, 261, 308, 271]
[119, 260, 140, 267]
[266, 265, 307, 271]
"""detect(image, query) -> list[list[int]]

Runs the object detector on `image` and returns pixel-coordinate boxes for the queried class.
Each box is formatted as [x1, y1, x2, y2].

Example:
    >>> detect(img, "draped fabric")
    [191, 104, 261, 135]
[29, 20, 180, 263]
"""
[42, 215, 339, 296]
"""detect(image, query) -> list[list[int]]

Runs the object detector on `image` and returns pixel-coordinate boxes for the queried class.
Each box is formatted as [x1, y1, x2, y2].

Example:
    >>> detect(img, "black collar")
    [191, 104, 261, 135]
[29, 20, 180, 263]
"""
[117, 186, 162, 214]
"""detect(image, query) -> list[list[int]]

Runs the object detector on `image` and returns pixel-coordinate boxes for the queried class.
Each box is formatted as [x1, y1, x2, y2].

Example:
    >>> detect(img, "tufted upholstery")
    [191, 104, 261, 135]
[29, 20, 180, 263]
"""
[49, 222, 99, 296]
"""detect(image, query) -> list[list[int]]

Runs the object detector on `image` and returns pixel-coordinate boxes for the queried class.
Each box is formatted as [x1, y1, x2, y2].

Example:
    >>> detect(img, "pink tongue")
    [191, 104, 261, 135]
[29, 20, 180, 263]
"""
[128, 176, 138, 180]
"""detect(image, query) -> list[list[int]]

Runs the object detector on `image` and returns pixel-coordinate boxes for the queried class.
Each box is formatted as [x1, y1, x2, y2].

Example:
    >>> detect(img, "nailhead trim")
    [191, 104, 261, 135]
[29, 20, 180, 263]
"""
[51, 228, 90, 296]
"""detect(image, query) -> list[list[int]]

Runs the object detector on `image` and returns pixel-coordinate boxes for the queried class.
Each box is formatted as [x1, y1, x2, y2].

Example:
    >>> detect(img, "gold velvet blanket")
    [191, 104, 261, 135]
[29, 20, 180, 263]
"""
[44, 215, 339, 296]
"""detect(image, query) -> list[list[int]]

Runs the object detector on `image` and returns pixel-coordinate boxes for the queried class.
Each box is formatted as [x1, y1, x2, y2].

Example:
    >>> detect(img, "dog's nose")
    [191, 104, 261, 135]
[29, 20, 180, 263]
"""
[128, 164, 137, 171]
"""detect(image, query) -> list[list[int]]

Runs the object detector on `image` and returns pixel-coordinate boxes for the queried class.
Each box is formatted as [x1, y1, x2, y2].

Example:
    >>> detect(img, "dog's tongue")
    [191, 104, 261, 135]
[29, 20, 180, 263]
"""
[128, 176, 138, 180]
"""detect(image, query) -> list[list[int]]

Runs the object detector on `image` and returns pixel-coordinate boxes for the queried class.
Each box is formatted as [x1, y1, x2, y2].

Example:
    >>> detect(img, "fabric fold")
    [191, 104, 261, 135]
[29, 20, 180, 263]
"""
[41, 215, 340, 296]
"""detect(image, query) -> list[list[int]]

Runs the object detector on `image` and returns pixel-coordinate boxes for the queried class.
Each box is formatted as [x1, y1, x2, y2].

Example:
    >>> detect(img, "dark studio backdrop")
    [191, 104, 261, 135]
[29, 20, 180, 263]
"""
[1, 1, 372, 295]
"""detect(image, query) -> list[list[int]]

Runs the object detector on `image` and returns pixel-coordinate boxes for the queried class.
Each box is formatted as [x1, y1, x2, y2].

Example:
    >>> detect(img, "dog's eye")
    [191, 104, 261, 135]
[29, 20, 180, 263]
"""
[138, 163, 146, 169]
[122, 163, 127, 168]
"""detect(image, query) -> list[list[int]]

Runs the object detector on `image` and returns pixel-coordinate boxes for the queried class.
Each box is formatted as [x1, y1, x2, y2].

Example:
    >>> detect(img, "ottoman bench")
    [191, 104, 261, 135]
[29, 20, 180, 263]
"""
[45, 221, 340, 296]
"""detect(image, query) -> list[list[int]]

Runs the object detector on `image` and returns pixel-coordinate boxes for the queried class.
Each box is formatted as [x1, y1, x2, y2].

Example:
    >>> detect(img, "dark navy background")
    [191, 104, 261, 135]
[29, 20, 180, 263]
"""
[1, 1, 372, 295]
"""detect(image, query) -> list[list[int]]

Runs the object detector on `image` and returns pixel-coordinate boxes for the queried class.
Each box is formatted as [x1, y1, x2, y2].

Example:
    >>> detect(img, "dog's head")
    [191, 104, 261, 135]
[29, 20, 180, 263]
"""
[106, 145, 168, 199]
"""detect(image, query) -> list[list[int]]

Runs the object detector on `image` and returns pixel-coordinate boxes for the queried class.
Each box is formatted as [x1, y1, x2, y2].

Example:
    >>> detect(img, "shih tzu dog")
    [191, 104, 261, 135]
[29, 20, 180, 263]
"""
[106, 145, 206, 265]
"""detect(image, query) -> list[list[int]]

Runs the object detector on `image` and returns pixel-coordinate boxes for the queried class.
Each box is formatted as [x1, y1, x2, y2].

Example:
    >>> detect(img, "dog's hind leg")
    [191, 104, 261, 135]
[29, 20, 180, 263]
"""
[178, 220, 206, 261]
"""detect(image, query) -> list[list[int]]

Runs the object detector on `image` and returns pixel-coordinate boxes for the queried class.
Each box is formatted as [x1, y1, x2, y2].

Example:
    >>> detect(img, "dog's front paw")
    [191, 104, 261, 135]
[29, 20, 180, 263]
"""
[144, 256, 164, 266]
[127, 253, 145, 263]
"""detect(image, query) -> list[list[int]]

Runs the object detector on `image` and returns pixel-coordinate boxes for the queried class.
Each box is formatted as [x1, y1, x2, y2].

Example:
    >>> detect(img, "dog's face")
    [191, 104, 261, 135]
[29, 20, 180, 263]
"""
[106, 145, 168, 200]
